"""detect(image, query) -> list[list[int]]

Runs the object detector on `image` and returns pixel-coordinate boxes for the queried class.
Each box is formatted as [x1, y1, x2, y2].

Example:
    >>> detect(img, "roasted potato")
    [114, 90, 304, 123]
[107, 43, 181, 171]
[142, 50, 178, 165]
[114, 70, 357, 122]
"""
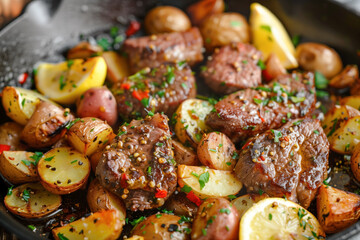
[197, 132, 237, 170]
[21, 101, 73, 149]
[0, 122, 26, 151]
[4, 182, 61, 218]
[127, 236, 144, 240]
[322, 105, 360, 137]
[317, 185, 360, 234]
[351, 142, 360, 182]
[295, 42, 343, 78]
[131, 213, 191, 240]
[177, 165, 242, 198]
[164, 191, 198, 217]
[1, 86, 58, 125]
[172, 139, 200, 166]
[329, 65, 359, 89]
[200, 13, 250, 51]
[191, 197, 239, 240]
[329, 116, 360, 154]
[231, 193, 268, 219]
[102, 51, 130, 84]
[187, 0, 225, 26]
[262, 53, 287, 82]
[174, 99, 213, 148]
[351, 80, 360, 96]
[76, 87, 118, 126]
[87, 179, 126, 224]
[144, 6, 191, 35]
[67, 117, 114, 156]
[37, 147, 91, 194]
[340, 96, 360, 111]
[67, 41, 103, 59]
[0, 151, 39, 184]
[52, 210, 122, 240]
[89, 150, 103, 172]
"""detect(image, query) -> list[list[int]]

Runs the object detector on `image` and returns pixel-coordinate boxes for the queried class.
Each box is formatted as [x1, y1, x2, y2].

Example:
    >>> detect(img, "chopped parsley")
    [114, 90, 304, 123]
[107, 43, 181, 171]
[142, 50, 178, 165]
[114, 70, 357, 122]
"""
[327, 118, 338, 137]
[59, 75, 66, 90]
[291, 35, 300, 47]
[141, 97, 150, 107]
[178, 216, 191, 224]
[313, 130, 319, 135]
[147, 166, 152, 175]
[7, 186, 14, 196]
[230, 21, 242, 27]
[67, 59, 74, 68]
[57, 233, 69, 240]
[44, 156, 55, 162]
[260, 25, 272, 32]
[219, 208, 231, 214]
[22, 189, 30, 202]
[130, 216, 146, 226]
[30, 152, 43, 165]
[65, 118, 81, 130]
[227, 195, 237, 200]
[271, 129, 282, 142]
[290, 96, 306, 103]
[292, 120, 303, 126]
[209, 148, 217, 153]
[257, 59, 266, 70]
[259, 189, 264, 195]
[269, 213, 273, 220]
[165, 65, 175, 84]
[181, 185, 192, 193]
[27, 225, 36, 231]
[315, 71, 328, 89]
[199, 172, 210, 190]
[345, 143, 351, 152]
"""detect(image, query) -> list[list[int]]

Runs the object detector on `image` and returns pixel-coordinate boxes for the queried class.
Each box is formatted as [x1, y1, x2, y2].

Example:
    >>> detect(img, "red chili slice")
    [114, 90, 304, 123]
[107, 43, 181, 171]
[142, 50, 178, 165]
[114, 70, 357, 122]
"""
[0, 144, 10, 154]
[126, 21, 141, 37]
[242, 140, 252, 150]
[120, 83, 131, 90]
[120, 173, 128, 188]
[18, 72, 28, 84]
[132, 90, 149, 101]
[155, 189, 168, 198]
[186, 191, 202, 206]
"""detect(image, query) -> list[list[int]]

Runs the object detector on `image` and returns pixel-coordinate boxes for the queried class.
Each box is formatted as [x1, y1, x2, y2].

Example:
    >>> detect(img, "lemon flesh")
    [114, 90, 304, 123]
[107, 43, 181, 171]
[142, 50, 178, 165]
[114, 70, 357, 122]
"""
[250, 3, 298, 69]
[35, 56, 107, 105]
[240, 198, 325, 240]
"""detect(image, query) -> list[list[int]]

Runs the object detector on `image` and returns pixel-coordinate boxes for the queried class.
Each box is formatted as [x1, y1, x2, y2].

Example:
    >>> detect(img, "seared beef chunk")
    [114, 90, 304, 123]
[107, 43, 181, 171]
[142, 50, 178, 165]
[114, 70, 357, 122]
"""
[234, 118, 329, 208]
[123, 27, 203, 73]
[113, 62, 196, 120]
[202, 43, 262, 94]
[206, 72, 316, 142]
[96, 114, 177, 211]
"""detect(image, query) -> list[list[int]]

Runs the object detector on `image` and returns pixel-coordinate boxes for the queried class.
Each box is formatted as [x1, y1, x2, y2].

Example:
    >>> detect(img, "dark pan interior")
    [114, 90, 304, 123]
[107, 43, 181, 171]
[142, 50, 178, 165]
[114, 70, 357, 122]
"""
[0, 0, 359, 239]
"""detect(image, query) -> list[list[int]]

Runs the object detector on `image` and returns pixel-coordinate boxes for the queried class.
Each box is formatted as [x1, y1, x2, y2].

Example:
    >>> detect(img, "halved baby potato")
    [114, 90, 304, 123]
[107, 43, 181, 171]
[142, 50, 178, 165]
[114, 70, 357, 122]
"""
[52, 210, 122, 240]
[197, 132, 237, 170]
[329, 116, 360, 154]
[177, 165, 242, 198]
[4, 182, 61, 218]
[67, 41, 103, 59]
[37, 147, 90, 194]
[0, 151, 39, 184]
[174, 99, 213, 148]
[102, 51, 130, 84]
[1, 86, 58, 125]
[87, 179, 126, 225]
[67, 117, 114, 156]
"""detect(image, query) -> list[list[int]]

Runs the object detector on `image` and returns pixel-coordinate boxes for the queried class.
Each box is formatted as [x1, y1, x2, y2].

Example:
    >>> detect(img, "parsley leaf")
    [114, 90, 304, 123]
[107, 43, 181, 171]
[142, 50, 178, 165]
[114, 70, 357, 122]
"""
[315, 71, 328, 89]
[271, 129, 282, 142]
[199, 172, 210, 190]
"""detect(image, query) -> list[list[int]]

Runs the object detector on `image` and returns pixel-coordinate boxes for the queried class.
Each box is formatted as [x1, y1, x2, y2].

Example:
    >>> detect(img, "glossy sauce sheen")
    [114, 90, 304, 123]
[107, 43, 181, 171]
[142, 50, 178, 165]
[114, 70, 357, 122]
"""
[234, 118, 329, 208]
[96, 113, 177, 211]
[206, 72, 316, 142]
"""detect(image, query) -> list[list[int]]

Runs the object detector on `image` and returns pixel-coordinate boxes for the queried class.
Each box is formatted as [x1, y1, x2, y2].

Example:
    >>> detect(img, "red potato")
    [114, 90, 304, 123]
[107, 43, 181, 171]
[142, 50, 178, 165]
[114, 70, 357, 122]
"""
[172, 139, 201, 166]
[262, 53, 287, 82]
[76, 87, 118, 126]
[187, 0, 225, 26]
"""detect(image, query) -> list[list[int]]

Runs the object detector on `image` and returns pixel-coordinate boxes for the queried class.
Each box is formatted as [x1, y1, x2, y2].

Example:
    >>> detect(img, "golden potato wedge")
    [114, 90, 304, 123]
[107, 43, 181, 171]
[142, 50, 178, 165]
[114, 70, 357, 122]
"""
[21, 101, 73, 148]
[102, 51, 130, 84]
[340, 96, 360, 111]
[317, 185, 360, 234]
[322, 105, 360, 137]
[67, 117, 113, 156]
[4, 182, 61, 218]
[197, 132, 237, 170]
[329, 65, 358, 89]
[177, 165, 242, 198]
[0, 151, 39, 184]
[67, 41, 103, 59]
[351, 142, 360, 182]
[37, 147, 90, 194]
[231, 193, 268, 219]
[174, 99, 213, 148]
[329, 116, 360, 154]
[1, 86, 58, 125]
[131, 213, 191, 240]
[87, 179, 126, 224]
[172, 139, 200, 166]
[52, 210, 122, 240]
[0, 122, 26, 151]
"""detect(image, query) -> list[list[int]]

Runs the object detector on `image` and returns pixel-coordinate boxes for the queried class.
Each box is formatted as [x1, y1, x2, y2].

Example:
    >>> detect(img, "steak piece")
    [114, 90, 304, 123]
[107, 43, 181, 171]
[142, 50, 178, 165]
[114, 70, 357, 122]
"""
[113, 62, 196, 120]
[96, 114, 177, 211]
[234, 118, 329, 208]
[123, 27, 203, 73]
[202, 43, 262, 94]
[206, 72, 316, 142]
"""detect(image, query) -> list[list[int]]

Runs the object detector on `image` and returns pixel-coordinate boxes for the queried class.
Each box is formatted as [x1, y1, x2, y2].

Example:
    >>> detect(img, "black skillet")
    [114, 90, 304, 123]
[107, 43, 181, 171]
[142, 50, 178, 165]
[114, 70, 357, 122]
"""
[0, 0, 360, 239]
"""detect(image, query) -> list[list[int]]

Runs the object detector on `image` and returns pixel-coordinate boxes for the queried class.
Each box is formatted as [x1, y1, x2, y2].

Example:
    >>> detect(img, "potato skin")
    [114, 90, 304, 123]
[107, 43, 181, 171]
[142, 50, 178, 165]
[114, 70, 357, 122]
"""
[351, 142, 360, 182]
[262, 53, 286, 82]
[0, 122, 26, 151]
[200, 13, 250, 51]
[144, 6, 191, 35]
[132, 213, 191, 240]
[191, 197, 239, 240]
[77, 87, 118, 126]
[164, 191, 198, 217]
[187, 0, 224, 26]
[67, 41, 103, 59]
[329, 65, 359, 89]
[21, 101, 73, 148]
[172, 139, 201, 166]
[295, 42, 343, 78]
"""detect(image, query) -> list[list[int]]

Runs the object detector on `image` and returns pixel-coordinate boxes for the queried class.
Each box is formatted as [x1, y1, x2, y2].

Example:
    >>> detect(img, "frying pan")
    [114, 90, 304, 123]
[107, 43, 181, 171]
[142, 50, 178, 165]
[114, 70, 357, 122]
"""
[0, 0, 359, 239]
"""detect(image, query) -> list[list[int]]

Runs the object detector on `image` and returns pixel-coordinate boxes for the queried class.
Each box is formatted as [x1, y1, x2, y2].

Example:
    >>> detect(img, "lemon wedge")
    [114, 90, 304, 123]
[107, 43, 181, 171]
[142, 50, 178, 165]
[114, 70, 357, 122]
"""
[239, 198, 325, 240]
[35, 56, 107, 105]
[250, 3, 298, 69]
